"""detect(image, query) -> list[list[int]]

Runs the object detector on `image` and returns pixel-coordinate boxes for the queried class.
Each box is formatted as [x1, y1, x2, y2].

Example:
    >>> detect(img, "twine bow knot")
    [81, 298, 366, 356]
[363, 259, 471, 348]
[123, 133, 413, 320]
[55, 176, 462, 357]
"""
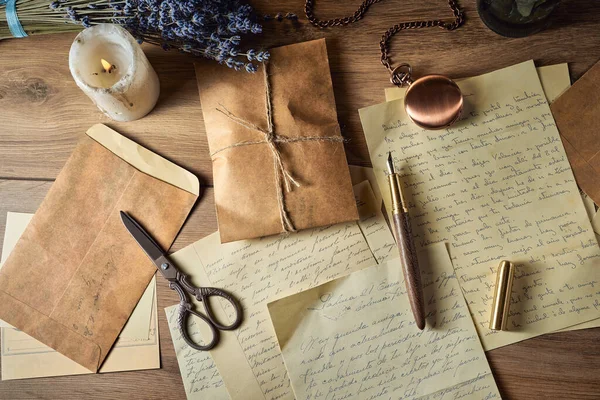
[211, 64, 345, 233]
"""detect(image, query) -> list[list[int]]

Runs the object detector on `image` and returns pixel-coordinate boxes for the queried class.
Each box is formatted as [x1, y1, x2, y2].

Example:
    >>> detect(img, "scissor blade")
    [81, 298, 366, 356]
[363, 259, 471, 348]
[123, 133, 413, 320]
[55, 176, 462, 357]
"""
[120, 211, 165, 264]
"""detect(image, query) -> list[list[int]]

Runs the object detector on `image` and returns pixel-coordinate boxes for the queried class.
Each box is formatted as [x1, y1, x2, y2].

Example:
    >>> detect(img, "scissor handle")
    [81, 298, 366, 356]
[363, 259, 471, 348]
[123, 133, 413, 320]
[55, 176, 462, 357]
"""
[176, 301, 220, 351]
[195, 287, 244, 331]
[170, 281, 220, 351]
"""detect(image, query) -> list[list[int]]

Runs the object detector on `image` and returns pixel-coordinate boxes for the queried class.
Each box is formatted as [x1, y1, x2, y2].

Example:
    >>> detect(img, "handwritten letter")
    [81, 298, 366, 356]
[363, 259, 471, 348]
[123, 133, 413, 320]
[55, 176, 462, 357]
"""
[360, 60, 600, 350]
[196, 223, 375, 400]
[165, 182, 393, 400]
[165, 305, 229, 400]
[355, 180, 396, 263]
[268, 244, 501, 400]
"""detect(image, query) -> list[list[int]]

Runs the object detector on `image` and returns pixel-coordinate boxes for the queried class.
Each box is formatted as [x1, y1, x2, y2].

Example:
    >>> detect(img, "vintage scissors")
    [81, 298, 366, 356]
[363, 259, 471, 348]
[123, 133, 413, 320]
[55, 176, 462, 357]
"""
[120, 211, 243, 351]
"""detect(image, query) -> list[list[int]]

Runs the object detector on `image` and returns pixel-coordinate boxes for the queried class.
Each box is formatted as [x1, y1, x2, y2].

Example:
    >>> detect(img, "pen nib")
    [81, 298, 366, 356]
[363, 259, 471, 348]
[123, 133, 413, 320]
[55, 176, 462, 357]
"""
[387, 152, 395, 175]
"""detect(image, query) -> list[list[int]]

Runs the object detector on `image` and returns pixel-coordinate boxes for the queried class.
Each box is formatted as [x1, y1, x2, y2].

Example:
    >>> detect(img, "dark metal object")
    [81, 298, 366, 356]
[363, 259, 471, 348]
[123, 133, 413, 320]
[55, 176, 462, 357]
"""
[477, 0, 561, 38]
[120, 211, 243, 351]
[386, 153, 426, 330]
[304, 0, 464, 74]
[305, 0, 465, 130]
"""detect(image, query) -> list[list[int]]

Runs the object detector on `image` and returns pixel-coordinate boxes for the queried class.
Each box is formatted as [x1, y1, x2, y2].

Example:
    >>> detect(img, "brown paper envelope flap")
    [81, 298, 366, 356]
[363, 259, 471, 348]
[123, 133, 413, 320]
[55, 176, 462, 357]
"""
[0, 129, 197, 371]
[551, 60, 600, 161]
[0, 291, 102, 372]
[551, 59, 600, 205]
[87, 124, 200, 196]
[560, 134, 600, 202]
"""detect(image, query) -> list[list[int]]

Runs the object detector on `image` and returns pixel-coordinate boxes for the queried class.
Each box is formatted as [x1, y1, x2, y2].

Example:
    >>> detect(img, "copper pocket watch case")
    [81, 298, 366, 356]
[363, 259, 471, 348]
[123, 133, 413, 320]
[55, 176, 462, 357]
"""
[392, 64, 463, 130]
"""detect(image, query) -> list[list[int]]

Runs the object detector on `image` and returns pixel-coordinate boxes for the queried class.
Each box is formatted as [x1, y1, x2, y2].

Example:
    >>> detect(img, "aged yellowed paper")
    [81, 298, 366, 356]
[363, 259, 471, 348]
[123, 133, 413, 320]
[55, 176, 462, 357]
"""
[268, 243, 501, 399]
[563, 209, 600, 332]
[536, 64, 571, 103]
[1, 213, 159, 380]
[361, 60, 600, 350]
[164, 182, 395, 400]
[355, 180, 396, 263]
[165, 304, 229, 400]
[385, 63, 570, 104]
[387, 63, 600, 336]
[349, 165, 384, 207]
[0, 212, 32, 328]
[197, 225, 373, 400]
[581, 191, 597, 223]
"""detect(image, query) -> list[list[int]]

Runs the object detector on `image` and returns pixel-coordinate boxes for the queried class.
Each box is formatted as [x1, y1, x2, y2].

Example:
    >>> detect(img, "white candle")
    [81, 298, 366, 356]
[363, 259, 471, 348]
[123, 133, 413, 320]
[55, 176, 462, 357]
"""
[69, 24, 160, 122]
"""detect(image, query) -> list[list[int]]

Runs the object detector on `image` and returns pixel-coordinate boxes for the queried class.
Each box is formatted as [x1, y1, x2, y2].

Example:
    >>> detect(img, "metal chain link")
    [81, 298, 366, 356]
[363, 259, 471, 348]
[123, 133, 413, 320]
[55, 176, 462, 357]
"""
[305, 0, 465, 74]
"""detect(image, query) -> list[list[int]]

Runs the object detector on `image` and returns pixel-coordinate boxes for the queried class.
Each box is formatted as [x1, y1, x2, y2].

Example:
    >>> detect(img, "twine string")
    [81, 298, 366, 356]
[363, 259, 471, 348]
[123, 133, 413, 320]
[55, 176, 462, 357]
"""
[212, 64, 345, 233]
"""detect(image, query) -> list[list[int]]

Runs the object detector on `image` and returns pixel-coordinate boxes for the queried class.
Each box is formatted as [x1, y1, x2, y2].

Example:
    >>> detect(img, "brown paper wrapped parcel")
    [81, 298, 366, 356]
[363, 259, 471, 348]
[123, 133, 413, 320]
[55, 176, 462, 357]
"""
[195, 39, 358, 243]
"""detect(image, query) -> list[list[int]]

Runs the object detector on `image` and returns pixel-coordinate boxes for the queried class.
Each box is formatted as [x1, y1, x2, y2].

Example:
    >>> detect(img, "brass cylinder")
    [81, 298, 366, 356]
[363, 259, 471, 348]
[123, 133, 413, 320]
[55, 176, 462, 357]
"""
[489, 260, 515, 331]
[387, 174, 407, 213]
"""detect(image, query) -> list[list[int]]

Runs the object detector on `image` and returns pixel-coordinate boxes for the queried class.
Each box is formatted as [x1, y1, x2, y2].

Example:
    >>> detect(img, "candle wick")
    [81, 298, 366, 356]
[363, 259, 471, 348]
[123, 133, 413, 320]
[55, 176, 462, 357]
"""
[100, 59, 117, 74]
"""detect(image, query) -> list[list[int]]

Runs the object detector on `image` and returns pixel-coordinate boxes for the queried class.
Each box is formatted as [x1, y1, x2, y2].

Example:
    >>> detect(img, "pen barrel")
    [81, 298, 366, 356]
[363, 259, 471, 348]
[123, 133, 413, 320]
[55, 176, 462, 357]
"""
[392, 210, 426, 330]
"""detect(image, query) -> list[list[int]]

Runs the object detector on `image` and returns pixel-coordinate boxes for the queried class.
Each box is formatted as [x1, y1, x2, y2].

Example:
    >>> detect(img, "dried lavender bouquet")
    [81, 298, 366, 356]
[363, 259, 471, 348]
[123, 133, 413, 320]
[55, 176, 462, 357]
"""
[0, 0, 268, 71]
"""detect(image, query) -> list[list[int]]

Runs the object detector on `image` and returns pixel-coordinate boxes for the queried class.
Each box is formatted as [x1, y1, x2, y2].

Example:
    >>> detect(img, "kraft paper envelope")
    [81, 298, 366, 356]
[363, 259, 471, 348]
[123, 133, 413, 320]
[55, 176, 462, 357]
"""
[0, 214, 155, 340]
[0, 124, 198, 372]
[551, 59, 600, 208]
[1, 213, 160, 380]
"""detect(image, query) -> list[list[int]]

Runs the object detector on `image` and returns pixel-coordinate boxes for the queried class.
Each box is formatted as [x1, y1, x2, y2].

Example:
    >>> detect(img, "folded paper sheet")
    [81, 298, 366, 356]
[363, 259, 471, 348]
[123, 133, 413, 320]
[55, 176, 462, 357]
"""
[0, 124, 198, 371]
[349, 165, 384, 210]
[164, 181, 395, 400]
[195, 39, 358, 243]
[268, 243, 501, 400]
[360, 60, 600, 350]
[0, 212, 159, 380]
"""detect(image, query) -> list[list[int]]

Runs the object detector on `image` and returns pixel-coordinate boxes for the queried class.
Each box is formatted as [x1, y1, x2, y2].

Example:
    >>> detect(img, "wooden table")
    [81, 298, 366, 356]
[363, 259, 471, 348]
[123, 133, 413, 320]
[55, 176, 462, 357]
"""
[1, 1, 599, 399]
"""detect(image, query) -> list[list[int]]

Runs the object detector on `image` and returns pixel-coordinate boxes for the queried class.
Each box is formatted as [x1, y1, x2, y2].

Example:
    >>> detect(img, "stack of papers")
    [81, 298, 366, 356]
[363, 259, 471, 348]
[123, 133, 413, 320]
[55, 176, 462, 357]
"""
[3, 61, 598, 400]
[162, 61, 600, 400]
[163, 177, 502, 399]
[360, 60, 600, 349]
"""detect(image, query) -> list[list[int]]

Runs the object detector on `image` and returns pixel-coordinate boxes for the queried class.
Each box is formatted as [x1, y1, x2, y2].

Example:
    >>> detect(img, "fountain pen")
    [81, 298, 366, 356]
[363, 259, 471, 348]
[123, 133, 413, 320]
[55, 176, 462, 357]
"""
[386, 152, 426, 330]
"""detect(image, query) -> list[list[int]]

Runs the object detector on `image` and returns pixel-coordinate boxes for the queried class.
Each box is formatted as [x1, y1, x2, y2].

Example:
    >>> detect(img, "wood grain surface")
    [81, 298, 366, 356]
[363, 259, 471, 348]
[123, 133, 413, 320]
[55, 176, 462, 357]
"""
[1, 0, 600, 399]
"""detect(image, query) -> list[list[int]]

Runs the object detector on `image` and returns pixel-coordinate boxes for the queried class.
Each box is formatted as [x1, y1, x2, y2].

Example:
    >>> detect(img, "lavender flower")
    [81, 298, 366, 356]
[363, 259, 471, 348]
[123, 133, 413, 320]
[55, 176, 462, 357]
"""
[1, 0, 268, 72]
